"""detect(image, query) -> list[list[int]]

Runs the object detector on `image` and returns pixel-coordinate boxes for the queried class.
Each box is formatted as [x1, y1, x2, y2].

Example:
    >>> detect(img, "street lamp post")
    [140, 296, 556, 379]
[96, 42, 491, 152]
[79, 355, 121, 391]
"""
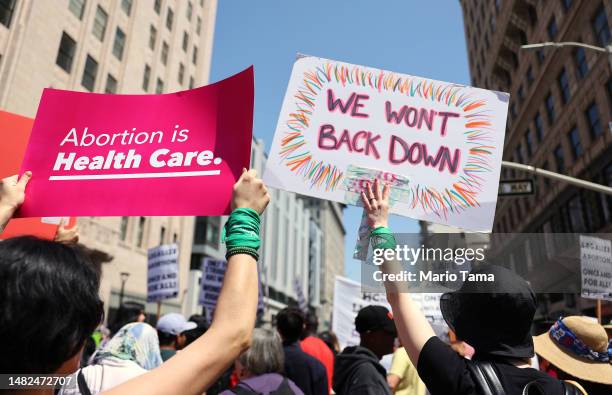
[119, 271, 130, 306]
[520, 41, 612, 69]
[501, 161, 612, 196]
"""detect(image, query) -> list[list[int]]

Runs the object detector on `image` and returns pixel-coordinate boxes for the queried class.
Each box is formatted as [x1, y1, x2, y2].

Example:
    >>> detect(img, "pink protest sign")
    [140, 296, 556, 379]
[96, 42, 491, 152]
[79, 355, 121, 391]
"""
[17, 67, 254, 217]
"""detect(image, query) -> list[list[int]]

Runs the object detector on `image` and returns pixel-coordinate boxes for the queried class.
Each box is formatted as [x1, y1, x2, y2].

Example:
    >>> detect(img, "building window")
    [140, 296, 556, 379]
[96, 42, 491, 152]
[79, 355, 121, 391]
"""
[156, 78, 164, 94]
[547, 17, 558, 40]
[189, 76, 194, 89]
[142, 64, 151, 91]
[161, 41, 168, 65]
[193, 217, 220, 249]
[200, 0, 204, 7]
[173, 233, 178, 243]
[182, 31, 189, 51]
[567, 127, 582, 159]
[178, 63, 184, 84]
[136, 217, 146, 247]
[112, 28, 126, 60]
[121, 0, 132, 16]
[585, 102, 602, 139]
[527, 4, 538, 26]
[561, 0, 572, 11]
[0, 0, 17, 28]
[68, 0, 86, 20]
[92, 6, 108, 41]
[514, 144, 524, 164]
[166, 7, 174, 30]
[192, 46, 198, 65]
[154, 0, 161, 14]
[557, 68, 570, 104]
[56, 32, 76, 73]
[536, 49, 545, 64]
[105, 73, 117, 94]
[119, 217, 129, 241]
[187, 1, 193, 20]
[526, 66, 534, 86]
[567, 195, 587, 233]
[545, 93, 555, 124]
[149, 25, 157, 50]
[534, 112, 544, 142]
[574, 47, 588, 79]
[160, 226, 166, 244]
[525, 129, 533, 158]
[554, 145, 565, 173]
[592, 4, 611, 47]
[196, 16, 202, 35]
[81, 55, 98, 91]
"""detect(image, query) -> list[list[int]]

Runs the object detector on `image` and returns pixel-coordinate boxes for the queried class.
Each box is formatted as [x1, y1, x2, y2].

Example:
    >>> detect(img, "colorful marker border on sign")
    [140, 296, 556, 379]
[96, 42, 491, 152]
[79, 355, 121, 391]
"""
[277, 61, 495, 218]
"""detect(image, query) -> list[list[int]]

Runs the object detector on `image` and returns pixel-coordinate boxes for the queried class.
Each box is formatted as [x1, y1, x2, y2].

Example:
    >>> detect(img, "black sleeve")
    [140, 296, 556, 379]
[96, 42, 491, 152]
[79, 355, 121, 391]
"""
[314, 364, 328, 395]
[416, 336, 475, 395]
[346, 364, 390, 395]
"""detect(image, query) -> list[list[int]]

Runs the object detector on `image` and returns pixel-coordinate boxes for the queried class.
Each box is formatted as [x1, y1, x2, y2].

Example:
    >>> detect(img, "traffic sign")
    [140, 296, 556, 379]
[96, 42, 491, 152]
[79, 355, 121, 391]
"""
[498, 179, 535, 196]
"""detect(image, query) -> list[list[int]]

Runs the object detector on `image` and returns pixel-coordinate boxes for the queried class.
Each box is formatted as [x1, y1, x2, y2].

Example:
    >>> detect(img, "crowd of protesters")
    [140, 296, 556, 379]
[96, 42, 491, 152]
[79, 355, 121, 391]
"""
[1, 172, 611, 395]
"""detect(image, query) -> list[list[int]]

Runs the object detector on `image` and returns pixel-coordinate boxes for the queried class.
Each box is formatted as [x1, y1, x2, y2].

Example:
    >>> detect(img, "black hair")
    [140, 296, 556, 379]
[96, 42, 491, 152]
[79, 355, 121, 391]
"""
[304, 312, 319, 334]
[183, 314, 210, 346]
[318, 330, 339, 355]
[0, 237, 103, 373]
[157, 330, 177, 346]
[110, 301, 145, 335]
[276, 308, 304, 343]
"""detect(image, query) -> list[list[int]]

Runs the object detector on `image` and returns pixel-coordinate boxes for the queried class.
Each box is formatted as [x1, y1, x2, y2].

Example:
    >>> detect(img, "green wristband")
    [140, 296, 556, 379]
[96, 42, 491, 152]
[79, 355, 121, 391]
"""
[370, 226, 397, 250]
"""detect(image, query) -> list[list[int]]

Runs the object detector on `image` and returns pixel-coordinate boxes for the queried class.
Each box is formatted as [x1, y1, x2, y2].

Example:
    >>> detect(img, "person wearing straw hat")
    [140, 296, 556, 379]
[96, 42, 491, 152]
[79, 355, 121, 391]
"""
[534, 316, 612, 394]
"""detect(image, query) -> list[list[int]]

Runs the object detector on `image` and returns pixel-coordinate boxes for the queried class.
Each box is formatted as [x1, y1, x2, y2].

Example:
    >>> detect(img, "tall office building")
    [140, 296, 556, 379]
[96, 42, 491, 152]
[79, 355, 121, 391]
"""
[460, 0, 611, 319]
[0, 0, 217, 320]
[301, 198, 345, 327]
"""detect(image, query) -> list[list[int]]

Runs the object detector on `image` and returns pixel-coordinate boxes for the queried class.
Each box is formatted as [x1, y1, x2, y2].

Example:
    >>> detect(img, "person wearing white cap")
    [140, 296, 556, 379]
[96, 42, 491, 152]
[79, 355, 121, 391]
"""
[156, 313, 198, 361]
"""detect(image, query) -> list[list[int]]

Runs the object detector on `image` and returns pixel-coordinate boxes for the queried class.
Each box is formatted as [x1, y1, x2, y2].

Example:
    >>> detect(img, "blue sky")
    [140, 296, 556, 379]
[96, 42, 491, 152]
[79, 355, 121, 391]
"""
[209, 1, 471, 282]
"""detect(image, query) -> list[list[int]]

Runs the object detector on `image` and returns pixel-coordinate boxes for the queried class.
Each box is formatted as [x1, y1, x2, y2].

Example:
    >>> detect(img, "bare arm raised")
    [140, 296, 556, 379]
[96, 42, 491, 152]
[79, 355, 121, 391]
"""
[105, 169, 270, 395]
[360, 178, 436, 368]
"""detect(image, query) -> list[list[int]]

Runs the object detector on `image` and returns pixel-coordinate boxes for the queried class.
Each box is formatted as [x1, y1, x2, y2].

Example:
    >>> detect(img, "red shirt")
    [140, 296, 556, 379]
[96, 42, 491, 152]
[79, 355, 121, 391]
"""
[300, 336, 334, 394]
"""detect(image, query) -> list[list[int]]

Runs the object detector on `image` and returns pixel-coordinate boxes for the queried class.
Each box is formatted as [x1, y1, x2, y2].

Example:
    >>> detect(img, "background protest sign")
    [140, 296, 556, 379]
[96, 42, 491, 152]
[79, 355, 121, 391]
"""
[199, 257, 265, 316]
[332, 276, 446, 350]
[17, 67, 254, 217]
[580, 235, 612, 301]
[0, 110, 73, 240]
[199, 258, 227, 310]
[264, 55, 508, 231]
[147, 244, 180, 303]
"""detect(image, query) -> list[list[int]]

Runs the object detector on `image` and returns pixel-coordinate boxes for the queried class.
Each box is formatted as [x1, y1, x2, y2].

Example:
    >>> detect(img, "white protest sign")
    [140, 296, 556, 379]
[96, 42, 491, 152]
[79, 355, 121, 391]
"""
[199, 258, 227, 309]
[332, 276, 446, 349]
[580, 235, 612, 301]
[264, 55, 508, 231]
[147, 244, 179, 303]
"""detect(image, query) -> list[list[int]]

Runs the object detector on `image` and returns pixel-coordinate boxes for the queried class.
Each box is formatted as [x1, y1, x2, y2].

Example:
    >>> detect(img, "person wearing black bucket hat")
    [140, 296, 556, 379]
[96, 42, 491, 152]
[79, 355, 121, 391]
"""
[359, 178, 578, 395]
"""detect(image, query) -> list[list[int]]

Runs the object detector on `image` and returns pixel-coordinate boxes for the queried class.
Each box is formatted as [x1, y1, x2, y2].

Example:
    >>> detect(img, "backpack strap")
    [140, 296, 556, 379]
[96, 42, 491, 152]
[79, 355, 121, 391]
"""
[466, 360, 506, 395]
[270, 378, 294, 395]
[76, 370, 93, 395]
[523, 380, 583, 395]
[562, 381, 584, 395]
[230, 382, 263, 395]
